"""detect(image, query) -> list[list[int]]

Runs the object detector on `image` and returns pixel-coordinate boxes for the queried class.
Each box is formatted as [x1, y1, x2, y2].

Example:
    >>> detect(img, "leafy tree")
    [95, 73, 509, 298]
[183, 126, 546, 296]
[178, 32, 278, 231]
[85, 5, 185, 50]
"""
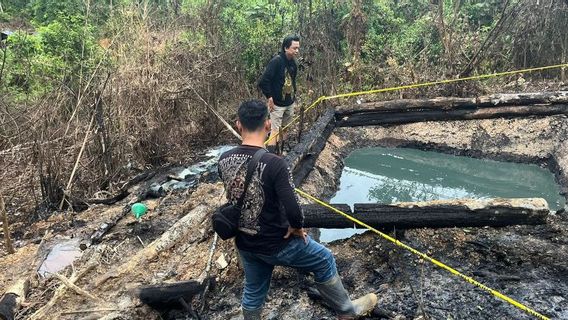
[30, 0, 84, 24]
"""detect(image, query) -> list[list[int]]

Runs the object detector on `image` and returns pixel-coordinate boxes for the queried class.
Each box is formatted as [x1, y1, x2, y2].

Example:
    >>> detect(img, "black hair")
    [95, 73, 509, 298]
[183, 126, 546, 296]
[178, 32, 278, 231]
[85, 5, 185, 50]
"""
[281, 34, 300, 53]
[238, 100, 269, 131]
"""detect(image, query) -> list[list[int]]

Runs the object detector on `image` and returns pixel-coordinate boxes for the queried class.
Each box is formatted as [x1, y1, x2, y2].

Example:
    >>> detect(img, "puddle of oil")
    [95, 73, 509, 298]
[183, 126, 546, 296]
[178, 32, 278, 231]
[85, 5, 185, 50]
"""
[38, 238, 83, 277]
[320, 147, 565, 243]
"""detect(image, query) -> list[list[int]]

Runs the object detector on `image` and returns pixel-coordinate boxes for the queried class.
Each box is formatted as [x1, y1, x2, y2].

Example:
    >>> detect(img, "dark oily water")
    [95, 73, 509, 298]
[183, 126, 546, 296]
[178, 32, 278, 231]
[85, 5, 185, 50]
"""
[320, 147, 565, 243]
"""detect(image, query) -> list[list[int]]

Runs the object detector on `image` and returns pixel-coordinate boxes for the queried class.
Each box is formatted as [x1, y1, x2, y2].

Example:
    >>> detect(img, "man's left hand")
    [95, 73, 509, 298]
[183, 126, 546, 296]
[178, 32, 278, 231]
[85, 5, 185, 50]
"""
[284, 227, 308, 243]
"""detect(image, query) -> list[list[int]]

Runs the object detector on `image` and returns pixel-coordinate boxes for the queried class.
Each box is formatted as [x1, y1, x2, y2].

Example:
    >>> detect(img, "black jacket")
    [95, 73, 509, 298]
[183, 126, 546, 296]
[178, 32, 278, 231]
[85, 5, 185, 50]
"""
[258, 52, 297, 107]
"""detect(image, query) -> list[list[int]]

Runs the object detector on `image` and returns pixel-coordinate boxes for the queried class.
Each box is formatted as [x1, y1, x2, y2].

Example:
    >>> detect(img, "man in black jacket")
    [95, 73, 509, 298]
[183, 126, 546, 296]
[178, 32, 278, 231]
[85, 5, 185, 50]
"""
[258, 35, 300, 152]
[218, 100, 377, 320]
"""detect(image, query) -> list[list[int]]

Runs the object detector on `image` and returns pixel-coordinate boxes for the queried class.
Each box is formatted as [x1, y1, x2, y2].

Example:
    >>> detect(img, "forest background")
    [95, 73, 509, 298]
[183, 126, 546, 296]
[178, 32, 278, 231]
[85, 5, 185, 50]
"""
[0, 0, 567, 222]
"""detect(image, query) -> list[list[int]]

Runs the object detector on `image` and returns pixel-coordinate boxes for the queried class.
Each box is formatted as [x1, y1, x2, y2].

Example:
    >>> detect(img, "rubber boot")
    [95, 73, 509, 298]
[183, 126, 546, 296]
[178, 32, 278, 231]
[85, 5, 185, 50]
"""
[242, 308, 262, 320]
[316, 275, 377, 319]
[351, 293, 378, 317]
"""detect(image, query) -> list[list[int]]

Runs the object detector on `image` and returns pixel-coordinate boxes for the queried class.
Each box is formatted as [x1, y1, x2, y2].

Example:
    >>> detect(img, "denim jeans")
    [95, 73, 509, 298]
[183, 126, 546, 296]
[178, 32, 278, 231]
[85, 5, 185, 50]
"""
[238, 235, 337, 311]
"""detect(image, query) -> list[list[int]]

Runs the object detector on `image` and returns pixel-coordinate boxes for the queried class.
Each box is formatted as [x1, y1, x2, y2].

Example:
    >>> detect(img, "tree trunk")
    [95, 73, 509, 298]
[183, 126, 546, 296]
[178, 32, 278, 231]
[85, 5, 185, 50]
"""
[301, 198, 548, 229]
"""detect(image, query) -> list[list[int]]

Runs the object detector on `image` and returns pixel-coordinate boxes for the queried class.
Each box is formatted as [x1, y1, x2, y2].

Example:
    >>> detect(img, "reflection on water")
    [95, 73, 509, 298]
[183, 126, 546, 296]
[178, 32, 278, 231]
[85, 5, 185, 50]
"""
[320, 147, 565, 243]
[38, 239, 83, 277]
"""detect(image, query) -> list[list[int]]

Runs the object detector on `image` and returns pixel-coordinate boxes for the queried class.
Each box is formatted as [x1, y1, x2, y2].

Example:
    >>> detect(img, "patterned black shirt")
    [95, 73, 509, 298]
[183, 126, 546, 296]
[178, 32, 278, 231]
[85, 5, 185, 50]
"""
[218, 145, 304, 254]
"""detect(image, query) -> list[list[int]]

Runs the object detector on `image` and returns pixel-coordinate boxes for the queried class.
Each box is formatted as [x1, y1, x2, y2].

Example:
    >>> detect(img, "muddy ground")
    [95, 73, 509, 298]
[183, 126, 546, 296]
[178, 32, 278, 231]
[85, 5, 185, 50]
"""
[1, 113, 568, 319]
[299, 116, 568, 320]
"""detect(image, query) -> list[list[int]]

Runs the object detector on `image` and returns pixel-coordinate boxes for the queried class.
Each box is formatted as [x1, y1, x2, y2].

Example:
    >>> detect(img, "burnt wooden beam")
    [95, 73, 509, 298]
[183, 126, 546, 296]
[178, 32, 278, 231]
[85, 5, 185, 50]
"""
[336, 91, 568, 117]
[285, 108, 336, 186]
[302, 198, 548, 229]
[336, 104, 568, 127]
[134, 279, 209, 311]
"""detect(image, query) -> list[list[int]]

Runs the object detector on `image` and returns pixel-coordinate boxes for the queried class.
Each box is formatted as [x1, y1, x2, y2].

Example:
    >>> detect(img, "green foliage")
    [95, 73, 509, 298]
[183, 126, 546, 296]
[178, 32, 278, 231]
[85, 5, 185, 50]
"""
[0, 0, 565, 102]
[30, 0, 84, 24]
[0, 0, 31, 18]
[0, 11, 12, 22]
[1, 14, 102, 99]
[38, 15, 98, 74]
[2, 31, 44, 97]
[461, 0, 504, 27]
[362, 0, 436, 64]
[219, 0, 295, 82]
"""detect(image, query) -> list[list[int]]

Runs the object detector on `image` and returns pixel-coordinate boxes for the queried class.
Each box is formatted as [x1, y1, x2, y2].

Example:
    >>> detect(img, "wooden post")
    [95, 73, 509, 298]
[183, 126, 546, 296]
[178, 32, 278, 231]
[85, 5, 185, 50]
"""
[297, 102, 305, 143]
[0, 193, 14, 254]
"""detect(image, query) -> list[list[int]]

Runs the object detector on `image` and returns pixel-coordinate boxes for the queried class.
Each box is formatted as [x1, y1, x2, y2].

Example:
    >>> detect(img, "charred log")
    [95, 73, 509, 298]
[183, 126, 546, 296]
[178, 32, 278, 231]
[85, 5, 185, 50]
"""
[285, 108, 336, 186]
[302, 198, 548, 229]
[135, 280, 209, 311]
[337, 91, 568, 116]
[337, 104, 568, 127]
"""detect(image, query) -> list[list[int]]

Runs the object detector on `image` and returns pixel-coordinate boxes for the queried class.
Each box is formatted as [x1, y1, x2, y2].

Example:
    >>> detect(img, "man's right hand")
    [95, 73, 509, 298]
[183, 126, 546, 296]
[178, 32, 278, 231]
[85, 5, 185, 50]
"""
[284, 227, 308, 244]
[268, 97, 275, 112]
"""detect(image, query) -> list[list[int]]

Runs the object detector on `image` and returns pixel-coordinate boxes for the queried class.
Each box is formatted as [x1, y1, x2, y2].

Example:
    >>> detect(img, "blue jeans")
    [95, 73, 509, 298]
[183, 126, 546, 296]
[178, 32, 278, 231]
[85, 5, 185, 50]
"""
[238, 235, 337, 311]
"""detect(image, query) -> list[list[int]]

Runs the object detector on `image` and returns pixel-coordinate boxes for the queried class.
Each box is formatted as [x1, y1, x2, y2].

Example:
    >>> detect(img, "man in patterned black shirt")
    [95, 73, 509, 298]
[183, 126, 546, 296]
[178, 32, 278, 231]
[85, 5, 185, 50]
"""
[218, 100, 377, 319]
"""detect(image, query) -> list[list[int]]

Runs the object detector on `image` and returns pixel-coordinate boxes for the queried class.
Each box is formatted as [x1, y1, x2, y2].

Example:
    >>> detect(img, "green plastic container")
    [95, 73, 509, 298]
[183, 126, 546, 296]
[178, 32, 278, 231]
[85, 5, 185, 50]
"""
[131, 203, 148, 219]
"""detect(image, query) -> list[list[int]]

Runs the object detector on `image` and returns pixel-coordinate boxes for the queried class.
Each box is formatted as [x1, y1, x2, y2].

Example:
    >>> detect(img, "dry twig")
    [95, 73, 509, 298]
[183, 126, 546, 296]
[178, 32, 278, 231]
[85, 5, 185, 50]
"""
[51, 272, 103, 302]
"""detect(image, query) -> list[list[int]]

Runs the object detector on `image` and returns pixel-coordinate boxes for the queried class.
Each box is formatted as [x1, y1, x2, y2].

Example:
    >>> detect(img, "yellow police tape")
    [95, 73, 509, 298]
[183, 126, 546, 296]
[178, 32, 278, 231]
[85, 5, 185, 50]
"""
[265, 63, 568, 145]
[294, 188, 550, 320]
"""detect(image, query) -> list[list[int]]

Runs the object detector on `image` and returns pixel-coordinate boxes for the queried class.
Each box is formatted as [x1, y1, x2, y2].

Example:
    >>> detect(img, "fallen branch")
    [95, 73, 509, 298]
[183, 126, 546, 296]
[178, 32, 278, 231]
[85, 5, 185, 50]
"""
[336, 91, 568, 116]
[285, 108, 336, 186]
[84, 163, 159, 206]
[51, 272, 102, 302]
[59, 308, 121, 315]
[198, 233, 218, 283]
